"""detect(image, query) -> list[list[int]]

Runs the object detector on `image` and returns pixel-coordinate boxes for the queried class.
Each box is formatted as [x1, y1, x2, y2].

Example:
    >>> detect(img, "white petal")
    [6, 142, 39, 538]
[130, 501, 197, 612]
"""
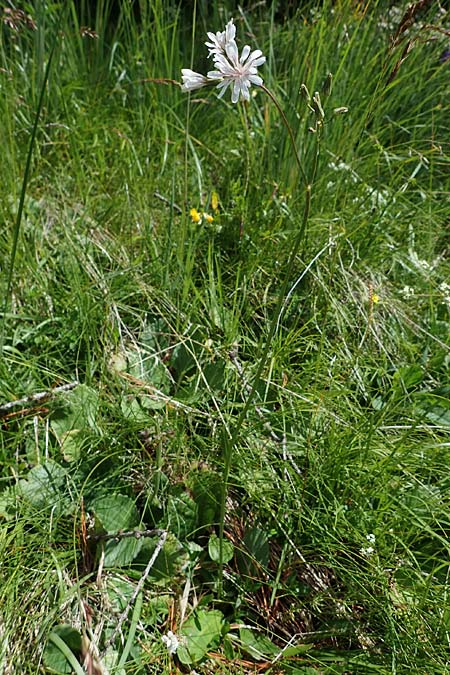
[250, 55, 266, 68]
[217, 80, 231, 98]
[241, 79, 251, 98]
[225, 19, 236, 42]
[225, 39, 239, 67]
[247, 50, 265, 67]
[240, 45, 251, 63]
[211, 54, 235, 76]
[248, 49, 263, 60]
[232, 80, 241, 103]
[207, 70, 223, 80]
[248, 74, 263, 86]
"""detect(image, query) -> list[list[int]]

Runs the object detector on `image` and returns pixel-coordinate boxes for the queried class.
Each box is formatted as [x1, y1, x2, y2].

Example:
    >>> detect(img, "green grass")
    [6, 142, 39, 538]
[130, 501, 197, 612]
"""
[1, 1, 450, 673]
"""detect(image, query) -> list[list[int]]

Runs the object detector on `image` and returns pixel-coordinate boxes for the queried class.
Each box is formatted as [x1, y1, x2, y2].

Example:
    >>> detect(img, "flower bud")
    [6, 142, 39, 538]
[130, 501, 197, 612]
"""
[311, 91, 325, 120]
[300, 83, 311, 103]
[322, 72, 332, 97]
[333, 106, 348, 115]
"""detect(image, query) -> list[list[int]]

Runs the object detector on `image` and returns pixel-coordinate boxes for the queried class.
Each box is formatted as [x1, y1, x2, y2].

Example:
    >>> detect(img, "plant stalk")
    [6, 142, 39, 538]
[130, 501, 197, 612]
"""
[218, 84, 314, 595]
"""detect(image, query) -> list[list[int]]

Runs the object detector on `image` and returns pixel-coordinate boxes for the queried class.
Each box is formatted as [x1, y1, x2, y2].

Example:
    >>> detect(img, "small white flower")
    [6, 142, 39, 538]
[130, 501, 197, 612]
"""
[360, 546, 375, 558]
[409, 250, 439, 276]
[439, 281, 450, 306]
[366, 187, 389, 209]
[162, 630, 179, 656]
[360, 534, 376, 558]
[399, 285, 415, 299]
[181, 69, 210, 93]
[328, 159, 359, 183]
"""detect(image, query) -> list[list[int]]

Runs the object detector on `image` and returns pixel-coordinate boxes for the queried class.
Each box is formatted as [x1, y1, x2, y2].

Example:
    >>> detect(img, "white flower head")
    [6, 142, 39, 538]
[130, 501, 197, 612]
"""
[360, 534, 376, 558]
[181, 18, 265, 104]
[181, 69, 210, 93]
[205, 19, 236, 57]
[162, 630, 179, 656]
[399, 285, 415, 299]
[207, 42, 266, 104]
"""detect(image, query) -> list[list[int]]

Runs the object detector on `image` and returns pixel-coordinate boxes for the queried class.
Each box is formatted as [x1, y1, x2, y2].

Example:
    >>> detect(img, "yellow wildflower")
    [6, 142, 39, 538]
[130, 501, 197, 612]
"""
[190, 208, 201, 223]
[372, 293, 380, 304]
[203, 212, 214, 223]
[211, 191, 219, 212]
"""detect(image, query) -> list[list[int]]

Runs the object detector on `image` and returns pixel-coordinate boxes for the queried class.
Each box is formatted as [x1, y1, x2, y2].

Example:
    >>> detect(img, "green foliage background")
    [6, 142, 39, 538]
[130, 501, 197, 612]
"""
[0, 0, 449, 673]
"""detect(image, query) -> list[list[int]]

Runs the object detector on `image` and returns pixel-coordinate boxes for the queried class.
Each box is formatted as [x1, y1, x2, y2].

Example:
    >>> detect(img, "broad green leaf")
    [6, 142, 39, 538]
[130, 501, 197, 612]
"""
[134, 533, 185, 580]
[106, 576, 136, 612]
[238, 627, 279, 660]
[103, 536, 143, 568]
[43, 641, 73, 674]
[140, 318, 171, 353]
[120, 396, 151, 421]
[392, 364, 424, 391]
[51, 384, 100, 462]
[103, 647, 126, 675]
[170, 327, 205, 379]
[17, 460, 71, 516]
[0, 491, 14, 520]
[166, 490, 197, 539]
[90, 494, 139, 532]
[417, 403, 450, 427]
[89, 494, 143, 566]
[223, 636, 235, 660]
[177, 609, 224, 664]
[236, 527, 270, 576]
[244, 527, 270, 566]
[52, 384, 100, 435]
[203, 361, 226, 392]
[208, 533, 234, 563]
[43, 626, 82, 674]
[57, 429, 84, 462]
[50, 624, 82, 651]
[413, 389, 450, 427]
[128, 350, 171, 391]
[282, 643, 314, 657]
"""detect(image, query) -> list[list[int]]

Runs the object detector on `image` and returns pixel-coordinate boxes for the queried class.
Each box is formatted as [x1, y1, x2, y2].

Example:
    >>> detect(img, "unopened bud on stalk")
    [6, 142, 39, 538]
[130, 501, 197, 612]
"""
[300, 83, 311, 103]
[311, 91, 325, 120]
[322, 72, 333, 97]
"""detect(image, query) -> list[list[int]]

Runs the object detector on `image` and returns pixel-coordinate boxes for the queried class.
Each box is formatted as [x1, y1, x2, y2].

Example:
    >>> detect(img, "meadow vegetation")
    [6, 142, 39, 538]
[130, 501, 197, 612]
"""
[0, 1, 449, 673]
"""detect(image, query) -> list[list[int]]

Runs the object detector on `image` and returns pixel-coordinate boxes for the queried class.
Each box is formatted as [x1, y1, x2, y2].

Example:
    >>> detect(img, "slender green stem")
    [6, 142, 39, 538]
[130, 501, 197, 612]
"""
[181, 0, 197, 253]
[260, 84, 308, 188]
[218, 84, 314, 595]
[0, 9, 63, 355]
[117, 591, 143, 669]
